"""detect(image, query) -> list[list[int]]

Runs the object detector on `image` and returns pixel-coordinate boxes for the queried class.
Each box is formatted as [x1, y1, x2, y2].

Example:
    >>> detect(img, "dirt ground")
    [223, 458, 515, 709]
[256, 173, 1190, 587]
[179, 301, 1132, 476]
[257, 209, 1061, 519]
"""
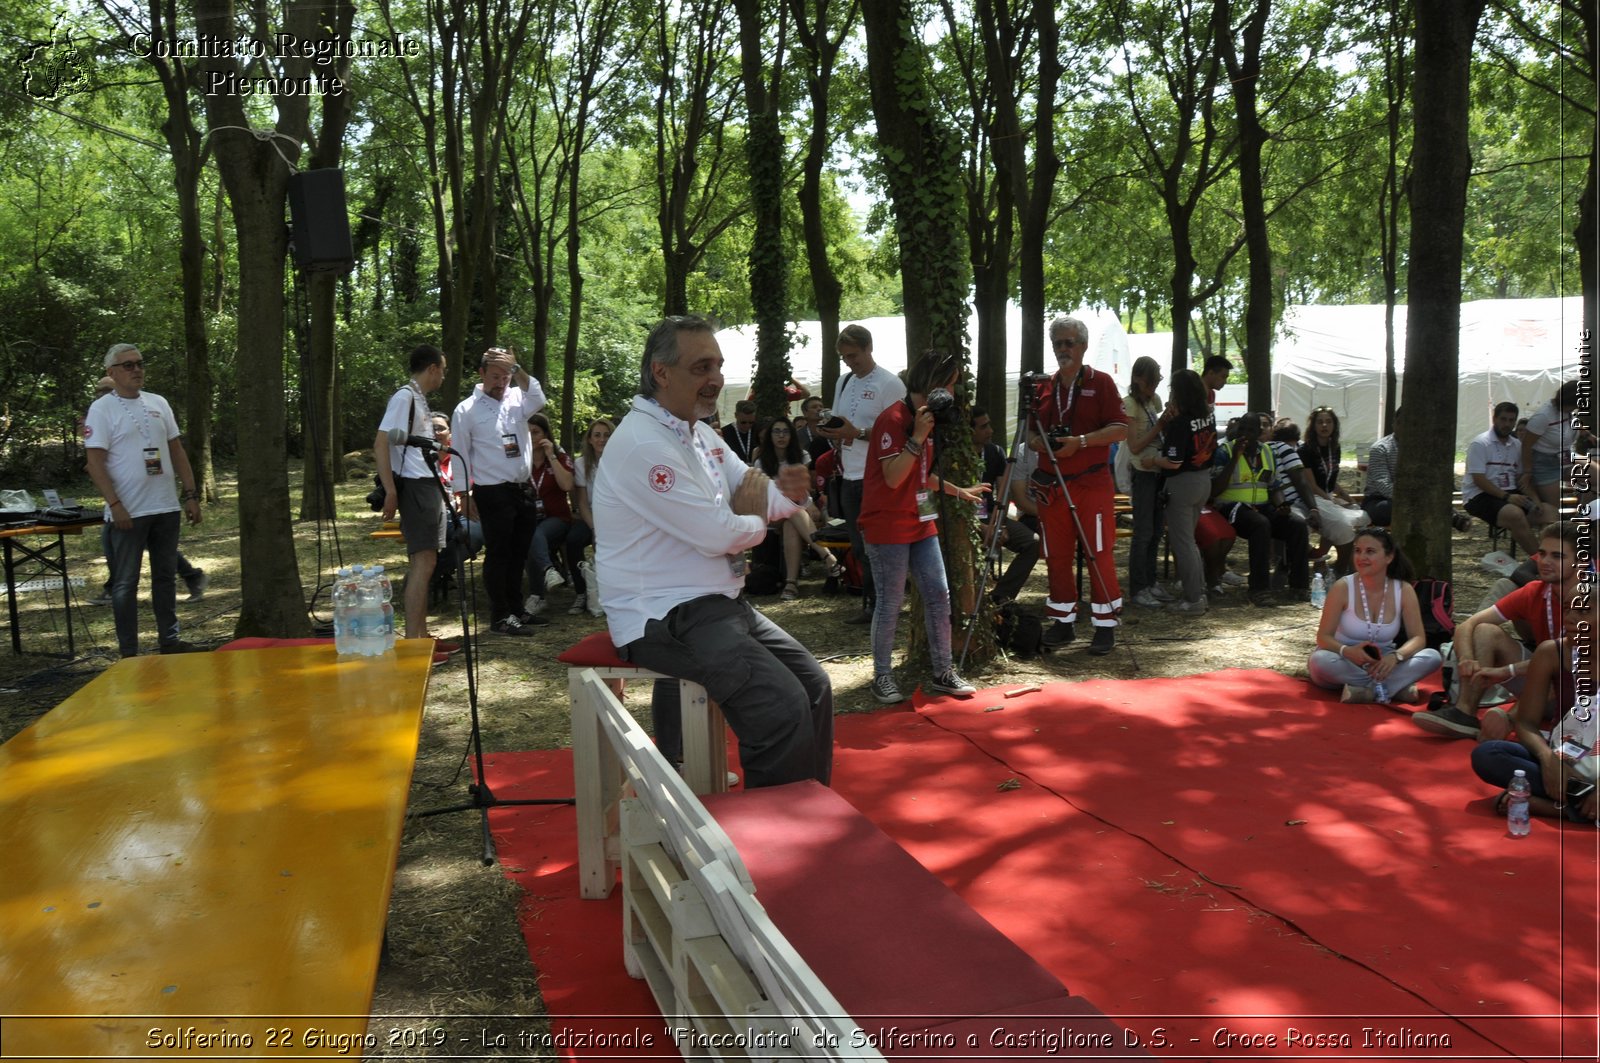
[0, 471, 1514, 1058]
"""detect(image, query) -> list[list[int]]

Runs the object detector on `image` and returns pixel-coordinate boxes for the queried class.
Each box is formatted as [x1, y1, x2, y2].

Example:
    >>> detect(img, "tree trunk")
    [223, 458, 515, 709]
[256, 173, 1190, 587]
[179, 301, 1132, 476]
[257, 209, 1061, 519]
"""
[736, 0, 792, 419]
[1014, 0, 1060, 381]
[1395, 0, 1487, 581]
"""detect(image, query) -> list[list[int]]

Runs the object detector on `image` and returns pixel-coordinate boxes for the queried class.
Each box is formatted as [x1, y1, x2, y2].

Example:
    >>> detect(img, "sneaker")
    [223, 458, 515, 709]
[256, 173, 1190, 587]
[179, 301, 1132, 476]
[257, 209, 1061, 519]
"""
[425, 633, 463, 654]
[524, 593, 545, 616]
[1220, 570, 1247, 587]
[1248, 591, 1278, 608]
[1168, 596, 1208, 615]
[1041, 620, 1076, 648]
[490, 616, 538, 637]
[1410, 703, 1480, 739]
[158, 639, 206, 654]
[88, 590, 113, 606]
[1088, 626, 1116, 656]
[586, 594, 604, 618]
[1149, 584, 1177, 603]
[183, 569, 208, 601]
[870, 673, 904, 704]
[1340, 684, 1376, 704]
[544, 568, 566, 594]
[844, 608, 874, 626]
[1131, 588, 1164, 609]
[517, 611, 550, 627]
[929, 668, 977, 697]
[1207, 583, 1226, 598]
[568, 595, 588, 615]
[431, 650, 452, 666]
[781, 581, 799, 602]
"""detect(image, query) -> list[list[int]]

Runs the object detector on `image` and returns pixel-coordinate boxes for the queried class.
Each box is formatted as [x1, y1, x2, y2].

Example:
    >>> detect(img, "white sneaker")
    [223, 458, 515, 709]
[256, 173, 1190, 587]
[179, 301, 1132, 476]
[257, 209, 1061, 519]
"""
[580, 560, 604, 616]
[544, 568, 566, 594]
[1207, 584, 1226, 597]
[1220, 570, 1247, 587]
[568, 595, 587, 615]
[1149, 584, 1177, 603]
[1131, 588, 1165, 609]
[524, 593, 545, 616]
[1168, 596, 1208, 615]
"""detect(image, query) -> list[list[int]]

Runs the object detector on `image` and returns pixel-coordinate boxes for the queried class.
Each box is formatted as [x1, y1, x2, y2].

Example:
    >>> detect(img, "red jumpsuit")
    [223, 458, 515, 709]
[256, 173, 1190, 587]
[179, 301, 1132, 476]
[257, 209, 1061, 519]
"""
[1029, 367, 1127, 627]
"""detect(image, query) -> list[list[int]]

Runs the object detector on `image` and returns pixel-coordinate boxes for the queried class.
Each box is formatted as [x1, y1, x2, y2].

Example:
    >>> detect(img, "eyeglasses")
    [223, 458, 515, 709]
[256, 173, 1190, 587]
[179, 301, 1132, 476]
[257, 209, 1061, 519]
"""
[110, 359, 144, 371]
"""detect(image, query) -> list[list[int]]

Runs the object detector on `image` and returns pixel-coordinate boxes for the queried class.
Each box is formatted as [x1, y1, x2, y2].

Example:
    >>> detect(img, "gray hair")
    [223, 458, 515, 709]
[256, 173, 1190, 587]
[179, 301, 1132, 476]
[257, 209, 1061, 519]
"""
[105, 343, 139, 368]
[1047, 316, 1087, 345]
[638, 315, 716, 398]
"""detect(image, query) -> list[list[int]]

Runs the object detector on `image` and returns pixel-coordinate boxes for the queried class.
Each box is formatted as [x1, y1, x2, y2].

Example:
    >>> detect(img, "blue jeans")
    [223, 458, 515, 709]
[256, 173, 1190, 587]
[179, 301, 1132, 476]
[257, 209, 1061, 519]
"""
[865, 536, 953, 678]
[527, 516, 571, 589]
[1307, 646, 1442, 692]
[1128, 469, 1164, 594]
[107, 510, 182, 657]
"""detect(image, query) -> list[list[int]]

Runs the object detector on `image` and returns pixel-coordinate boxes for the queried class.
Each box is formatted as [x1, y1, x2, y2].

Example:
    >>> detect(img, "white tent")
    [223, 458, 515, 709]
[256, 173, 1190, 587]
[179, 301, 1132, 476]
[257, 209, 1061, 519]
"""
[1271, 297, 1584, 456]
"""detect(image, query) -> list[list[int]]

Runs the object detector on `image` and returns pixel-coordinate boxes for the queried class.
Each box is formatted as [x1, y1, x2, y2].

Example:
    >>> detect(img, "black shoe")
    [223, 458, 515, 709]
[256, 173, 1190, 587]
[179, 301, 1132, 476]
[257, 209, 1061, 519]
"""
[159, 639, 206, 654]
[516, 611, 550, 627]
[1041, 620, 1075, 648]
[490, 617, 539, 637]
[844, 608, 874, 626]
[1087, 626, 1116, 656]
[183, 569, 208, 601]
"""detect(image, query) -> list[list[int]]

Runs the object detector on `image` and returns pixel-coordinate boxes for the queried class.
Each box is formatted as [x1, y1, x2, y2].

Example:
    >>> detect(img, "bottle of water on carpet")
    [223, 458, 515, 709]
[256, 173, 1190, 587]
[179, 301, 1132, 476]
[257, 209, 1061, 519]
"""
[1507, 770, 1531, 837]
[1310, 572, 1326, 608]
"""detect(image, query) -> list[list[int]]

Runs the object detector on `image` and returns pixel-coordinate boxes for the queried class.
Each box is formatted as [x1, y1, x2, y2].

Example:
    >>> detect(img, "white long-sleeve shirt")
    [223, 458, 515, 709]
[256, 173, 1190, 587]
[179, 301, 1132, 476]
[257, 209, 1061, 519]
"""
[593, 395, 798, 645]
[449, 379, 547, 490]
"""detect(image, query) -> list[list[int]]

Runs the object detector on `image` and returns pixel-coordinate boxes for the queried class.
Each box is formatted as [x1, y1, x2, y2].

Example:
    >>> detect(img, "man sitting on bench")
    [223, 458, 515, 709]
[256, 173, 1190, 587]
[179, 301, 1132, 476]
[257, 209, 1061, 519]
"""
[1462, 401, 1556, 557]
[591, 315, 834, 788]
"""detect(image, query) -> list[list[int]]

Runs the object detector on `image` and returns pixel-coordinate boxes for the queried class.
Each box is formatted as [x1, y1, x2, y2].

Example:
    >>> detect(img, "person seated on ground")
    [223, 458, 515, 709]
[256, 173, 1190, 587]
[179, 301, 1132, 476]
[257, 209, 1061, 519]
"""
[1519, 380, 1586, 509]
[721, 398, 760, 465]
[1462, 400, 1557, 556]
[1258, 416, 1316, 591]
[593, 314, 832, 789]
[753, 415, 840, 601]
[1410, 519, 1583, 740]
[1211, 412, 1310, 606]
[859, 350, 986, 703]
[1469, 585, 1598, 825]
[523, 412, 579, 616]
[1307, 527, 1442, 705]
[1362, 410, 1400, 527]
[567, 416, 613, 618]
[970, 406, 1040, 607]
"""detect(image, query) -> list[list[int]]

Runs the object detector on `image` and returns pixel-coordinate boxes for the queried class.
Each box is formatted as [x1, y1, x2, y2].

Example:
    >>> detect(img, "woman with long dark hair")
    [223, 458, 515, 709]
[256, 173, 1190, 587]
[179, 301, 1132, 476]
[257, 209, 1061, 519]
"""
[1308, 527, 1441, 704]
[753, 415, 840, 600]
[1153, 368, 1214, 613]
[567, 416, 614, 617]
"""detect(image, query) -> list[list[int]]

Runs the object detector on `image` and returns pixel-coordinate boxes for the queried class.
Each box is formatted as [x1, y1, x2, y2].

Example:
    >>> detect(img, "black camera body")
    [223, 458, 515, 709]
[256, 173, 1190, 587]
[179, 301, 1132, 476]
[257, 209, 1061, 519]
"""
[926, 387, 960, 428]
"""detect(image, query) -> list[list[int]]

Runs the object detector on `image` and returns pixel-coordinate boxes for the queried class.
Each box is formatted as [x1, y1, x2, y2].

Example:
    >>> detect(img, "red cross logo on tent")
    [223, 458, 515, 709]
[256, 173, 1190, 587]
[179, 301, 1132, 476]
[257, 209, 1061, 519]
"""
[649, 464, 675, 493]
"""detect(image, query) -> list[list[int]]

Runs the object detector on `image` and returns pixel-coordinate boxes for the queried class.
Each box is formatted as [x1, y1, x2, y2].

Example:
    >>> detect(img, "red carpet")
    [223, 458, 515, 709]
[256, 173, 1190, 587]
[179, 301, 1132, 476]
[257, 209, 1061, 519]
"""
[481, 669, 1599, 1060]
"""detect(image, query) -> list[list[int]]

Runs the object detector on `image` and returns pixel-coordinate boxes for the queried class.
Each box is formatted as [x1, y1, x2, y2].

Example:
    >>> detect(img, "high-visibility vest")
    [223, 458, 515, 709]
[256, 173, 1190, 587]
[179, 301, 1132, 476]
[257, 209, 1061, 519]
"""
[1215, 441, 1276, 505]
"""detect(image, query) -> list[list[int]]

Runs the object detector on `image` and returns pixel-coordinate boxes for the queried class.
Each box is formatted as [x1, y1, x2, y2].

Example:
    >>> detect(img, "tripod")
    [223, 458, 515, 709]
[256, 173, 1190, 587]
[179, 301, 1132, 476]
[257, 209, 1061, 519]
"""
[1014, 377, 1139, 671]
[412, 448, 573, 867]
[956, 410, 1030, 671]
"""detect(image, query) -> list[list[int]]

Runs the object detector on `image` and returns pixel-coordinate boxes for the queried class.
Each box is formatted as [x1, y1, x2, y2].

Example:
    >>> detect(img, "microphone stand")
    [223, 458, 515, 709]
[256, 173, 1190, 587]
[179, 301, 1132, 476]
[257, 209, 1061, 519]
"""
[411, 446, 572, 867]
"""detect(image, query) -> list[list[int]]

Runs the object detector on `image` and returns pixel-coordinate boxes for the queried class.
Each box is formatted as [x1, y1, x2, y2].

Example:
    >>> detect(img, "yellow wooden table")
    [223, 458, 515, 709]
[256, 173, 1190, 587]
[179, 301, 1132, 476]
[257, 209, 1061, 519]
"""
[0, 641, 433, 1060]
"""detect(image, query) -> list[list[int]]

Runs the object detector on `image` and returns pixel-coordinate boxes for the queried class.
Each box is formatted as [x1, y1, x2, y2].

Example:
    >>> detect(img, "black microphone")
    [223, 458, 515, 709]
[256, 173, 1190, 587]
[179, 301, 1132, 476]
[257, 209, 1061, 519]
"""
[386, 427, 459, 455]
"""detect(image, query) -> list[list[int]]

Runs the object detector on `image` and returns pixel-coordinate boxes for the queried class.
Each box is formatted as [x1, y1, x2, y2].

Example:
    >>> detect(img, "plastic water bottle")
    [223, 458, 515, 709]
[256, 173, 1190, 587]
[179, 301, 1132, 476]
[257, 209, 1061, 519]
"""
[356, 569, 385, 657]
[333, 567, 353, 657]
[1310, 572, 1326, 608]
[1373, 680, 1390, 704]
[1507, 770, 1532, 836]
[371, 565, 396, 651]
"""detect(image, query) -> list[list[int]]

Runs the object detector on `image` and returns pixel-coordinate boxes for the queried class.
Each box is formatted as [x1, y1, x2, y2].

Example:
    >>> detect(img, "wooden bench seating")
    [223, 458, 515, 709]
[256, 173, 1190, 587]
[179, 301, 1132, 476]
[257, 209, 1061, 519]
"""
[572, 668, 1148, 1060]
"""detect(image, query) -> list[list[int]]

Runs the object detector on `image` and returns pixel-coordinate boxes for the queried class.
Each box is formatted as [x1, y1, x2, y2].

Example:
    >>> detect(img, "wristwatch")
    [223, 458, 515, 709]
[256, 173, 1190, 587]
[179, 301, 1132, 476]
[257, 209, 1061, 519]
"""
[1393, 649, 1407, 663]
[1078, 435, 1087, 448]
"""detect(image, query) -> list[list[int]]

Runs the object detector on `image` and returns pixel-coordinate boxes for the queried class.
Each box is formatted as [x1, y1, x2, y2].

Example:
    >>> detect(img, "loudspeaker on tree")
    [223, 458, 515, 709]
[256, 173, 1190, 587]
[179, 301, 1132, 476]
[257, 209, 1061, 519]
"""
[287, 168, 355, 273]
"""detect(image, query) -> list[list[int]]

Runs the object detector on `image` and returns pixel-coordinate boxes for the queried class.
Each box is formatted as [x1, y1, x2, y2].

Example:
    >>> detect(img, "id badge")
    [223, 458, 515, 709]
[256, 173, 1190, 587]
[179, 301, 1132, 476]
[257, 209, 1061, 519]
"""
[143, 447, 164, 476]
[916, 489, 938, 522]
[501, 433, 520, 458]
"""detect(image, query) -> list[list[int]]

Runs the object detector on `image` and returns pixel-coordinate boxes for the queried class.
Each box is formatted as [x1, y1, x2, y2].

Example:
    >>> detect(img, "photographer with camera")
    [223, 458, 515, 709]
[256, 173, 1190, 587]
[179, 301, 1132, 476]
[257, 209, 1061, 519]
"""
[1027, 316, 1128, 656]
[858, 351, 987, 704]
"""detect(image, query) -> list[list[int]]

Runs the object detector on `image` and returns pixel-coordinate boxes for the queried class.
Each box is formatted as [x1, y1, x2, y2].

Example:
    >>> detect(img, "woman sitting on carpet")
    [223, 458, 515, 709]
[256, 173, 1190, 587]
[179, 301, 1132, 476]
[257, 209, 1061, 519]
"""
[1469, 586, 1598, 823]
[1307, 527, 1441, 704]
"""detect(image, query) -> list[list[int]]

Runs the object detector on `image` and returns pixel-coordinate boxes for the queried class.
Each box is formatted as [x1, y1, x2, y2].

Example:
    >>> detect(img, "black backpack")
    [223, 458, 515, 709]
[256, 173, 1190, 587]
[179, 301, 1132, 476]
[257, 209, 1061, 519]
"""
[996, 601, 1044, 658]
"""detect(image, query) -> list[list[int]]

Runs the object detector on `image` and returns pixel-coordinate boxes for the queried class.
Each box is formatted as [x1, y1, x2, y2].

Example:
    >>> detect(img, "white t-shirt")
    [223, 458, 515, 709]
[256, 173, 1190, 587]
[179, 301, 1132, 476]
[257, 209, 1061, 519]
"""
[1524, 401, 1574, 458]
[83, 391, 182, 519]
[449, 380, 547, 490]
[380, 382, 434, 479]
[1462, 428, 1521, 503]
[833, 364, 906, 481]
[592, 396, 798, 645]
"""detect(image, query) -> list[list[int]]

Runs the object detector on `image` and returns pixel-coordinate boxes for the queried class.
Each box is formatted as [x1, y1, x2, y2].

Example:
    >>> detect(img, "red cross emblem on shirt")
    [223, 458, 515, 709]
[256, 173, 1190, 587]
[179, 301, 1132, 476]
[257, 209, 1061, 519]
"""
[649, 464, 675, 493]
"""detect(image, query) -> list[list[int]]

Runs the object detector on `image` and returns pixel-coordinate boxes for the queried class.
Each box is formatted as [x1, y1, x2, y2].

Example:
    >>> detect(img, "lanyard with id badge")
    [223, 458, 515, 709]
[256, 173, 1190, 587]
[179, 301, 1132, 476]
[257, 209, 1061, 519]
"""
[912, 438, 936, 522]
[117, 396, 164, 476]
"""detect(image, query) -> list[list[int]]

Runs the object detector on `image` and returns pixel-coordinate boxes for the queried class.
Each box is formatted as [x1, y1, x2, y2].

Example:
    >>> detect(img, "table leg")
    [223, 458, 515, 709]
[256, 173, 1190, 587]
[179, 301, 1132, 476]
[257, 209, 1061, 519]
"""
[4, 538, 19, 655]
